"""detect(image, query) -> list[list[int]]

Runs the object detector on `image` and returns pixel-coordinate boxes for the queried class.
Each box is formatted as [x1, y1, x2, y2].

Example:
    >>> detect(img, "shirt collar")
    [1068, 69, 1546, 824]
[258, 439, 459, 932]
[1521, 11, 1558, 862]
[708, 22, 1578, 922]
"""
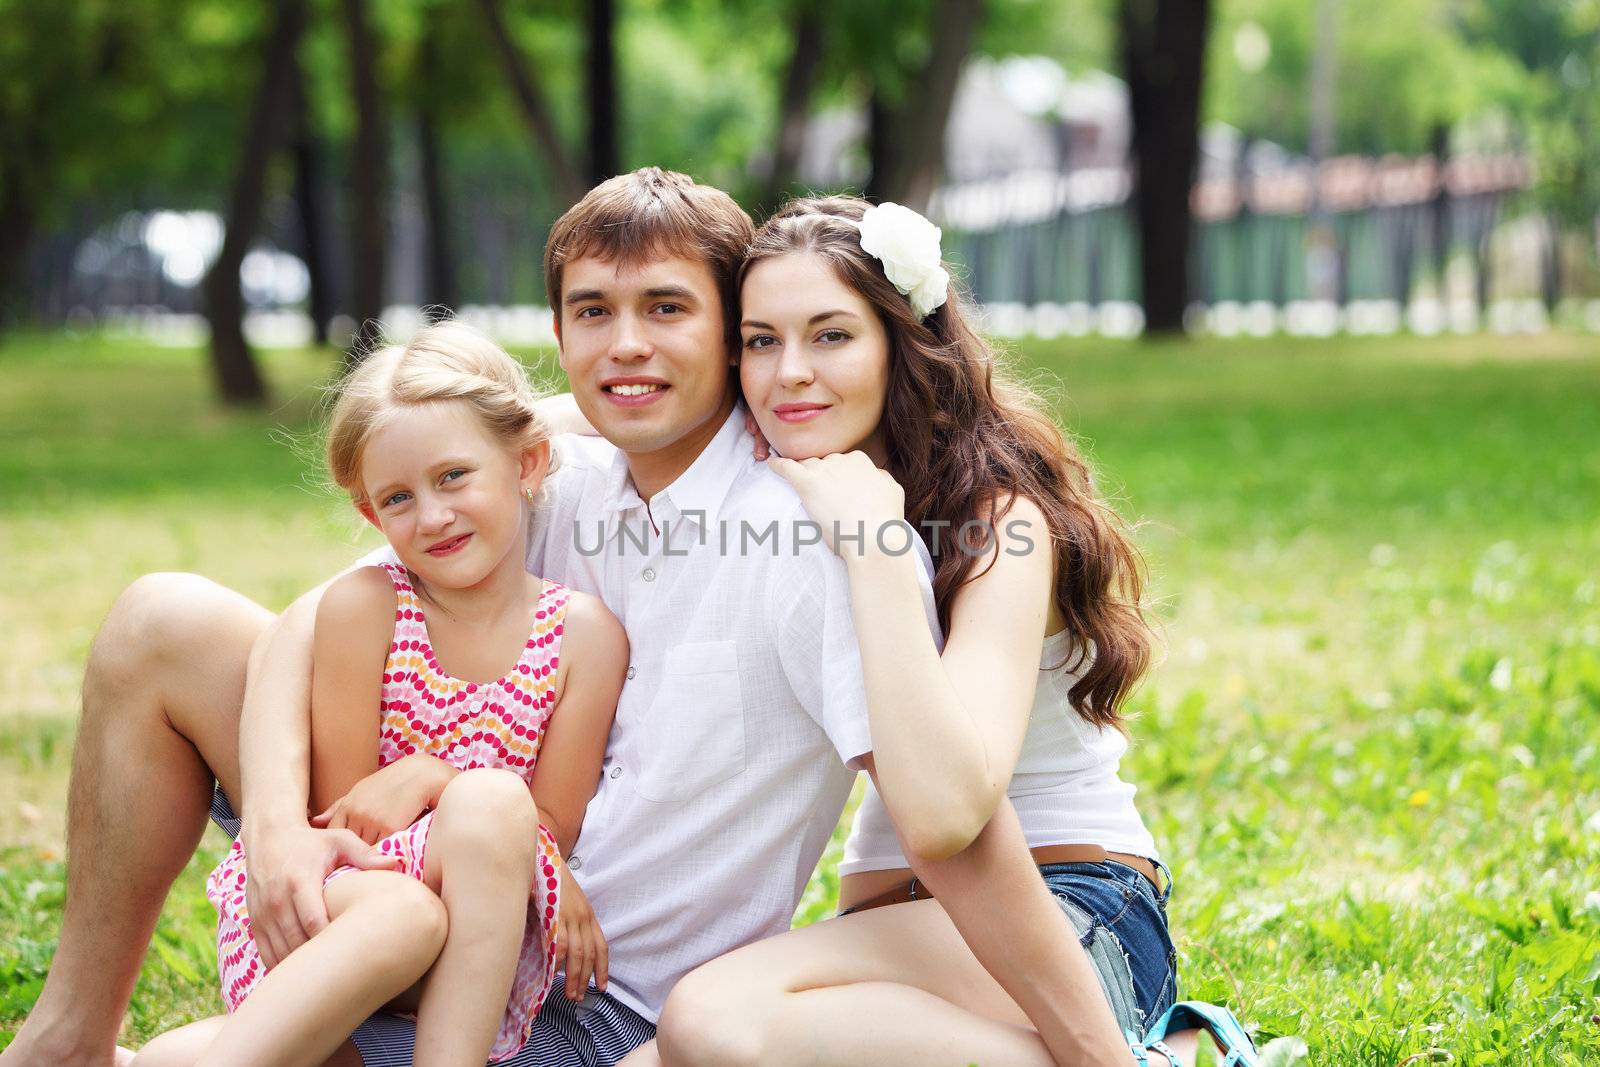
[599, 407, 750, 527]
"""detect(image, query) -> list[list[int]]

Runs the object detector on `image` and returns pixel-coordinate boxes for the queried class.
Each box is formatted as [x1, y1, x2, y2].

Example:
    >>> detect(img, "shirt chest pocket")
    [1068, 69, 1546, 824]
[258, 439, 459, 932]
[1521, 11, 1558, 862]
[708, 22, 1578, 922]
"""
[636, 640, 747, 804]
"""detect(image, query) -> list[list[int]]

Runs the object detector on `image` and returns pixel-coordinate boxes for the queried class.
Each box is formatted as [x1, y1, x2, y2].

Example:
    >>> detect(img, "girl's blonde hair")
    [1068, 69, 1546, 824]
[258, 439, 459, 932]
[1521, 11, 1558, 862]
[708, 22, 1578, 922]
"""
[325, 320, 548, 505]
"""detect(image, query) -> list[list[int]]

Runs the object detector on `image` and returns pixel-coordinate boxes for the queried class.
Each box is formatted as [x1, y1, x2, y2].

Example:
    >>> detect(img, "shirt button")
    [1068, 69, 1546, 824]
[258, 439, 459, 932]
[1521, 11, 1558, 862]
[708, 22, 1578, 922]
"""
[610, 766, 622, 779]
[642, 567, 656, 582]
[568, 856, 582, 871]
[626, 665, 637, 680]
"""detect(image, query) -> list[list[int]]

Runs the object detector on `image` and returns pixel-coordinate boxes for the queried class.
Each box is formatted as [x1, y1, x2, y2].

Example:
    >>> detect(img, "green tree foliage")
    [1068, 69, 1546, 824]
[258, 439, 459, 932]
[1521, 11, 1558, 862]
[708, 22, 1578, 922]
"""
[1461, 0, 1600, 224]
[0, 0, 267, 313]
[1203, 0, 1525, 155]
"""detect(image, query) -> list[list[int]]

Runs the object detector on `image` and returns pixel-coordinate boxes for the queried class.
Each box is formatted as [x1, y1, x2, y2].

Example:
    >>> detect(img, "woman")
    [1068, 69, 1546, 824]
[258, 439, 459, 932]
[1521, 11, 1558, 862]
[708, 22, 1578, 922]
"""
[625, 198, 1257, 1067]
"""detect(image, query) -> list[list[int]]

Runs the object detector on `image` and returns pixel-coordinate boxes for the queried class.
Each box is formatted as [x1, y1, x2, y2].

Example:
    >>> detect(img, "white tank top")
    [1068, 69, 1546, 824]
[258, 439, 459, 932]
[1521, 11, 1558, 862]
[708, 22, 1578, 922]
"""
[839, 602, 1158, 877]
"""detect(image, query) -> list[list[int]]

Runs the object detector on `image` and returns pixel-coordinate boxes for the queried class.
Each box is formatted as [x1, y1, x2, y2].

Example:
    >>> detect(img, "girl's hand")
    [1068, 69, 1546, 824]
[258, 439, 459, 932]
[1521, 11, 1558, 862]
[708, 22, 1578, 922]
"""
[310, 754, 457, 844]
[768, 451, 909, 560]
[552, 859, 608, 1001]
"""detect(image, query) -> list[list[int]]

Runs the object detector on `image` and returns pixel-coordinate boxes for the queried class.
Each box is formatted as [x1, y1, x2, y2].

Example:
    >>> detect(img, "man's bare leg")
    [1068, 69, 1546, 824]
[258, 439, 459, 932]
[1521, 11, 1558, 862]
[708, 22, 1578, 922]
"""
[1, 573, 273, 1067]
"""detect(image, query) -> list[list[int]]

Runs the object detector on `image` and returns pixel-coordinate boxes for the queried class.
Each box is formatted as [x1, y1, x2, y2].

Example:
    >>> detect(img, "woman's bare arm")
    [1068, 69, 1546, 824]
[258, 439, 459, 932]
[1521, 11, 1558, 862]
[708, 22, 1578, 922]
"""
[845, 496, 1054, 859]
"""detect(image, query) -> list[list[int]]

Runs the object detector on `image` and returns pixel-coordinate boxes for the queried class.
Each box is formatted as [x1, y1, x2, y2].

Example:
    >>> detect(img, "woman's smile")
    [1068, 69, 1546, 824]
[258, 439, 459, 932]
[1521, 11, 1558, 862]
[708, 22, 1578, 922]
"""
[772, 401, 831, 423]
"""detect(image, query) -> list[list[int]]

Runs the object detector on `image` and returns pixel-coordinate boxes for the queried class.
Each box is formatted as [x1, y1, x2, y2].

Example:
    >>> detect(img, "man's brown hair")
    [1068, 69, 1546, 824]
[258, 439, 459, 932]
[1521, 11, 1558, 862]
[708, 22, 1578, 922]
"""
[544, 167, 755, 358]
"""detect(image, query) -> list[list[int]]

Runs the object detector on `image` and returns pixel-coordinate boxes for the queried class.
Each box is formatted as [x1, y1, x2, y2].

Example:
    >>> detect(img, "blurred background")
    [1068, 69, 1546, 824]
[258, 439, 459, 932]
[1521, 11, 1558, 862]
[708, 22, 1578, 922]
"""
[4, 0, 1600, 385]
[3, 1, 1599, 1063]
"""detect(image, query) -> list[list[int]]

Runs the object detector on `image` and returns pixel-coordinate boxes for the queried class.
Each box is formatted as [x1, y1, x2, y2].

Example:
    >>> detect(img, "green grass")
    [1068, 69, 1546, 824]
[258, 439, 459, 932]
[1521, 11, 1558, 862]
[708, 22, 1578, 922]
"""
[3, 329, 1598, 1062]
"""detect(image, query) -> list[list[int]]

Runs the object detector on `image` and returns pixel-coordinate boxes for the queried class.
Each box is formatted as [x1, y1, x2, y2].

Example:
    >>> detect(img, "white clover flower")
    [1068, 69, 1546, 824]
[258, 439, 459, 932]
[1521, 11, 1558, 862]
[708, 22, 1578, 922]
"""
[857, 202, 950, 320]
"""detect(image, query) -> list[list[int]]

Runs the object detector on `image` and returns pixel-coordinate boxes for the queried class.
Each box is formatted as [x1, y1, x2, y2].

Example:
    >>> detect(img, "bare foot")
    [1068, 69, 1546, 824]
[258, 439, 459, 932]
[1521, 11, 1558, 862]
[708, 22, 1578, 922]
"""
[0, 1029, 125, 1067]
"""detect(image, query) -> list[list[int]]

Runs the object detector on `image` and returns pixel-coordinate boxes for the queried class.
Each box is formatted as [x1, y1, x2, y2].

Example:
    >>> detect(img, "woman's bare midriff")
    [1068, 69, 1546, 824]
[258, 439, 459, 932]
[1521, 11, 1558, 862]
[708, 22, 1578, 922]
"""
[837, 868, 919, 913]
[840, 608, 1077, 915]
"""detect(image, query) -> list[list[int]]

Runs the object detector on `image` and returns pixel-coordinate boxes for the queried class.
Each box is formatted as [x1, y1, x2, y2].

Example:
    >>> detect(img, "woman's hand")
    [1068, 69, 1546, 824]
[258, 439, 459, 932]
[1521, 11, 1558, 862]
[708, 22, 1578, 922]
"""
[310, 754, 457, 844]
[552, 859, 608, 1000]
[768, 451, 910, 561]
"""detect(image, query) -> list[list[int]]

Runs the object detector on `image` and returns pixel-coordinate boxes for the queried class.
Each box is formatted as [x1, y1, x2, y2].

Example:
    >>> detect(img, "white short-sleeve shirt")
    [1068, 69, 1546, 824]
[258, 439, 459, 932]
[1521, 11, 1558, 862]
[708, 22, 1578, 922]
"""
[518, 408, 927, 1022]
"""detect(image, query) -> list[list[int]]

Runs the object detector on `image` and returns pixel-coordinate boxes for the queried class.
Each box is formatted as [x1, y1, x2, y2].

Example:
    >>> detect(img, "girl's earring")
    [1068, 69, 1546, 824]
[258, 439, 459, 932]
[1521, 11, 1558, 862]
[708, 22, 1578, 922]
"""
[523, 486, 536, 505]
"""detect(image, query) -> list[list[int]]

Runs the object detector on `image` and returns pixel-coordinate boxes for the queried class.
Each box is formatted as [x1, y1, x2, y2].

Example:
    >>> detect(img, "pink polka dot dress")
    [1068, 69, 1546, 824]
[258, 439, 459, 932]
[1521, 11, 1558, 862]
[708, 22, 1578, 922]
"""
[206, 563, 569, 1063]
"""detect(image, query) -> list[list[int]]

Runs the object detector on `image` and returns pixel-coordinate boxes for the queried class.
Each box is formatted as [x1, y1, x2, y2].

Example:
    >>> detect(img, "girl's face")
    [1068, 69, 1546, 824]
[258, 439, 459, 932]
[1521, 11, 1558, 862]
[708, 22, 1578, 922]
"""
[739, 252, 891, 463]
[356, 400, 547, 590]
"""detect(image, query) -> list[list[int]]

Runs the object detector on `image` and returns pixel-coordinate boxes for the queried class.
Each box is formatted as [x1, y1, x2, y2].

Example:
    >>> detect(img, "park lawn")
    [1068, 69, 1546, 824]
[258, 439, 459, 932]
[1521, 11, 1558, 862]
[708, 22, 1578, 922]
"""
[2, 328, 1598, 1063]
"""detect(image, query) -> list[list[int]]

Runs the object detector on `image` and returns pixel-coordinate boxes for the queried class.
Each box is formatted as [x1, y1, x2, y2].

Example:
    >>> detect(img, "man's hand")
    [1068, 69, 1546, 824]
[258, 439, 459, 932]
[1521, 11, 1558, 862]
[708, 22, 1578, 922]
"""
[744, 409, 773, 461]
[243, 819, 399, 970]
[310, 754, 457, 844]
[553, 860, 608, 1001]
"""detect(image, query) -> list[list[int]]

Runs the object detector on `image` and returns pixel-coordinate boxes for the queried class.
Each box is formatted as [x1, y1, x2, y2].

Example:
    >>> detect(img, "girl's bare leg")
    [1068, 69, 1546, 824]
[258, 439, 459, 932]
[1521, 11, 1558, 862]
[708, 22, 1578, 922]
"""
[413, 769, 541, 1067]
[132, 1018, 362, 1067]
[188, 870, 446, 1067]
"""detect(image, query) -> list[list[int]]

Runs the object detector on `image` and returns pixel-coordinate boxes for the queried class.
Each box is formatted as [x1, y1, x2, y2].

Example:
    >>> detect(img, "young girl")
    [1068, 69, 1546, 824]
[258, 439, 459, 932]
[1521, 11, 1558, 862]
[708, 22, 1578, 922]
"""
[633, 198, 1256, 1067]
[134, 322, 628, 1067]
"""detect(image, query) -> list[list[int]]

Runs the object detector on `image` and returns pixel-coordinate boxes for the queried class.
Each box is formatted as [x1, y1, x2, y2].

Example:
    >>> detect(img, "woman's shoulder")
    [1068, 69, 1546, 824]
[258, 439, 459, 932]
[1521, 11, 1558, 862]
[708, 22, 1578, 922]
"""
[958, 491, 1052, 564]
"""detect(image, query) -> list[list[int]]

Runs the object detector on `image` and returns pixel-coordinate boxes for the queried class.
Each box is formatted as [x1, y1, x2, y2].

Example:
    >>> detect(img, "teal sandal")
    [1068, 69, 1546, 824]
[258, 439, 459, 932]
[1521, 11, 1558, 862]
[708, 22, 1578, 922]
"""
[1128, 1001, 1259, 1067]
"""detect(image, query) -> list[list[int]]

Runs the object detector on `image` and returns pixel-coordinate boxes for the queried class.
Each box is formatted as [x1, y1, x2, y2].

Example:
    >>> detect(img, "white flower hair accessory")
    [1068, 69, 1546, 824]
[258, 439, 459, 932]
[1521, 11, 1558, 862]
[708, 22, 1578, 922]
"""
[856, 202, 950, 320]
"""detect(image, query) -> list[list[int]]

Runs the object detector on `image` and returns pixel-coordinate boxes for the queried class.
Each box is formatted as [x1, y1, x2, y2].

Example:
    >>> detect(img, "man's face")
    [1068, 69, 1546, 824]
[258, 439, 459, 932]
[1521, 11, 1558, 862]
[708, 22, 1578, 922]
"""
[556, 253, 734, 468]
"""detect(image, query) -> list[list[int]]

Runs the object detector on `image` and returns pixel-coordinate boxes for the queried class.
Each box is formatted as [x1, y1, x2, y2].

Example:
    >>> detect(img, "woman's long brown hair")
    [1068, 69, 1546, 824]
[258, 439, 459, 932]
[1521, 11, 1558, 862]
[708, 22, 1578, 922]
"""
[741, 196, 1153, 729]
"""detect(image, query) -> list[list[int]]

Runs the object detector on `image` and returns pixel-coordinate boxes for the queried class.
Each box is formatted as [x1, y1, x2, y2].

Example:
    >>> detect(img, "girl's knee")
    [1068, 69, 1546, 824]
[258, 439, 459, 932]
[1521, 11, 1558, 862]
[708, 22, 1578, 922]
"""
[431, 769, 539, 858]
[129, 1016, 225, 1067]
[330, 871, 448, 963]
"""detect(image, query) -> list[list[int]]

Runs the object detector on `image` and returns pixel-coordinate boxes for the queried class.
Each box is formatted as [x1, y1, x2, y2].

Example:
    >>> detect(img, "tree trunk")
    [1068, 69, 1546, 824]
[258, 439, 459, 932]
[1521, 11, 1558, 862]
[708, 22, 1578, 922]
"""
[865, 0, 984, 212]
[1429, 123, 1450, 289]
[1541, 213, 1562, 312]
[202, 0, 307, 405]
[1119, 0, 1211, 336]
[417, 107, 458, 315]
[415, 22, 458, 316]
[476, 0, 584, 206]
[0, 151, 39, 332]
[586, 0, 620, 186]
[290, 48, 332, 346]
[761, 2, 824, 212]
[865, 90, 896, 203]
[342, 0, 387, 365]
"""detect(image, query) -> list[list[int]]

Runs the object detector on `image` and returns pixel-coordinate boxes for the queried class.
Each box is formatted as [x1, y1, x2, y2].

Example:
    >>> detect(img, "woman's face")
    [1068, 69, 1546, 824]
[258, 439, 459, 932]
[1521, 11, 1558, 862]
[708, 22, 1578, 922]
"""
[739, 252, 891, 462]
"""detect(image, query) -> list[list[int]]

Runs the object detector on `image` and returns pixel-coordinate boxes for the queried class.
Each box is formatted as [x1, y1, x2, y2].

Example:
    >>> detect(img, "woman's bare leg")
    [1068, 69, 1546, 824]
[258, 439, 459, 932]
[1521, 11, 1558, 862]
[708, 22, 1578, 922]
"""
[2, 574, 272, 1067]
[614, 1040, 662, 1067]
[656, 904, 1204, 1067]
[413, 769, 542, 1067]
[189, 869, 445, 1067]
[656, 899, 1055, 1067]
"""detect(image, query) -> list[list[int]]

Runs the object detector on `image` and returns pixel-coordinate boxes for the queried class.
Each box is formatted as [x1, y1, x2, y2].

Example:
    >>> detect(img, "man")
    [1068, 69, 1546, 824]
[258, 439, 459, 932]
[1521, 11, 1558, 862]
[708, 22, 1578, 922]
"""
[2, 167, 931, 1067]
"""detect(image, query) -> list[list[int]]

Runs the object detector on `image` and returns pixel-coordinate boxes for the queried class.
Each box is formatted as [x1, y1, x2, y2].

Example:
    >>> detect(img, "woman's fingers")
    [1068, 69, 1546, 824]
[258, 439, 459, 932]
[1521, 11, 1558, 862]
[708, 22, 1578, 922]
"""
[593, 928, 609, 992]
[768, 456, 803, 485]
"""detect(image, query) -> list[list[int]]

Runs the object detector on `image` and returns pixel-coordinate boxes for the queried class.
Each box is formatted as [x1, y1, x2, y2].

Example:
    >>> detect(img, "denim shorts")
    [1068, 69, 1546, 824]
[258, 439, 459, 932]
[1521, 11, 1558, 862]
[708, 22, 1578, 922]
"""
[1039, 859, 1177, 1037]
